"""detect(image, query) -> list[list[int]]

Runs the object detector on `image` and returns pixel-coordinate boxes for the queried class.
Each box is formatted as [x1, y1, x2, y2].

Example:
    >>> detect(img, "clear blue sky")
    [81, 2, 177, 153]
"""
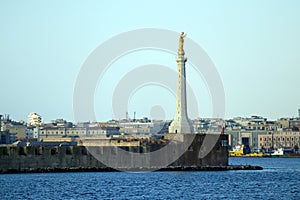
[0, 0, 300, 122]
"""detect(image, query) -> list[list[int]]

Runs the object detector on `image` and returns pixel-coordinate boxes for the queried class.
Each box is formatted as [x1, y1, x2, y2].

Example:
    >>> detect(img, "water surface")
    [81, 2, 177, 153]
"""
[0, 158, 299, 199]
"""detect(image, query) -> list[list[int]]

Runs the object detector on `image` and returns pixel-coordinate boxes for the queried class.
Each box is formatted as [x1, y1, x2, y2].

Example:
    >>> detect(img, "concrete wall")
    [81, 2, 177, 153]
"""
[0, 134, 228, 173]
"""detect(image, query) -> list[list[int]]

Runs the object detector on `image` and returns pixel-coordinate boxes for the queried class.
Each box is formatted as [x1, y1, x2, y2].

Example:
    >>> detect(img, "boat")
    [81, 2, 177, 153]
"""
[229, 144, 244, 157]
[271, 148, 284, 157]
[229, 144, 264, 157]
[245, 152, 263, 157]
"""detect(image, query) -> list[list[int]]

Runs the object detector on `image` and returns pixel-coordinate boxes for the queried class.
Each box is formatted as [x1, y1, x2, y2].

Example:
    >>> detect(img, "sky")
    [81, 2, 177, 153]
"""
[0, 0, 300, 122]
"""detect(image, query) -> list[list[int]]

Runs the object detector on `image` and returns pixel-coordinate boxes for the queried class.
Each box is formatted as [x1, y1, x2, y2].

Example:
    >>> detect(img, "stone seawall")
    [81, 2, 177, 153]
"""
[0, 134, 236, 173]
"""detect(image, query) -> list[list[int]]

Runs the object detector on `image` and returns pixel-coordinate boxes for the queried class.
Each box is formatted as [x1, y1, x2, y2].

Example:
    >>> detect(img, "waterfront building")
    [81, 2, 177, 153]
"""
[39, 126, 120, 140]
[224, 116, 293, 151]
[119, 121, 165, 137]
[258, 131, 300, 150]
[226, 130, 269, 151]
[40, 127, 66, 139]
[66, 127, 87, 137]
[168, 32, 193, 134]
[87, 126, 119, 137]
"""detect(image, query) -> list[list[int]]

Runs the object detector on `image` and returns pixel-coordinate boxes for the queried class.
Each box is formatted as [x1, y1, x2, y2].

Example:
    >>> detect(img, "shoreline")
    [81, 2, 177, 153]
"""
[0, 165, 263, 174]
[230, 156, 300, 158]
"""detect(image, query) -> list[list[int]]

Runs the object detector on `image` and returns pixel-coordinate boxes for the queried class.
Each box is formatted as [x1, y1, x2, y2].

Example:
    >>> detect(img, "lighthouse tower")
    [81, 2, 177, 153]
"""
[168, 32, 193, 134]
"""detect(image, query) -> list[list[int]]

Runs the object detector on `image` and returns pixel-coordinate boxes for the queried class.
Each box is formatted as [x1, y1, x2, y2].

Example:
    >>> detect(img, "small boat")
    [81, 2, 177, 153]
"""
[271, 148, 284, 157]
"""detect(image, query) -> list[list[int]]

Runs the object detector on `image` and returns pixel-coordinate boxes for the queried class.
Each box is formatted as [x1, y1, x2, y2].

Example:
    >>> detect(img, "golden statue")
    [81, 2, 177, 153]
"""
[178, 32, 186, 56]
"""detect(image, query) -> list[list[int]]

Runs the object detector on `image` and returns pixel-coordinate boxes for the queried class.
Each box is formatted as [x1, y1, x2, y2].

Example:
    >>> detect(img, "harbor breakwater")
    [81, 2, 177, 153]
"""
[0, 134, 262, 173]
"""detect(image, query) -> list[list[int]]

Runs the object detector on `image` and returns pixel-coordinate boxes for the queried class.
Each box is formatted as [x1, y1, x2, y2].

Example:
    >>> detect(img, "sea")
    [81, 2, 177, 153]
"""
[0, 158, 299, 200]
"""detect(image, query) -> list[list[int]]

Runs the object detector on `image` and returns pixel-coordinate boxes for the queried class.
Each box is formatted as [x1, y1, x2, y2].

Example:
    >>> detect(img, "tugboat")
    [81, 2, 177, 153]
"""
[229, 144, 244, 157]
[229, 144, 264, 157]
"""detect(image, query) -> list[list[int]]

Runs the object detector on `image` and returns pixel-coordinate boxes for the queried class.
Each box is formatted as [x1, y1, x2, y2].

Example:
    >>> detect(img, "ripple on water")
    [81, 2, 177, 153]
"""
[0, 158, 300, 199]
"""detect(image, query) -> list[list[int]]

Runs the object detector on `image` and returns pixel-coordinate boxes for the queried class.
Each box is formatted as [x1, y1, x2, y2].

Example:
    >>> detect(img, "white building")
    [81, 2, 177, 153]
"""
[27, 113, 42, 126]
[39, 126, 120, 140]
[25, 127, 40, 141]
[119, 121, 166, 136]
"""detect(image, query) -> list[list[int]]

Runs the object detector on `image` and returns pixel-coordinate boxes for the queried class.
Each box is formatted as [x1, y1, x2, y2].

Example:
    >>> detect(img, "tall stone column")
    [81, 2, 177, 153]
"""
[168, 32, 193, 134]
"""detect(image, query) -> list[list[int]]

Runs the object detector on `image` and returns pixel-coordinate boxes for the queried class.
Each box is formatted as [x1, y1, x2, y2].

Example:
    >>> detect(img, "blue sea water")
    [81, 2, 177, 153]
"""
[0, 158, 299, 200]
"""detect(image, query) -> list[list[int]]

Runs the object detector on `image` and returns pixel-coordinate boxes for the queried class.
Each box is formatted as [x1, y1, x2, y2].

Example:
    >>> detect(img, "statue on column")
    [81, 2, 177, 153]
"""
[178, 32, 186, 56]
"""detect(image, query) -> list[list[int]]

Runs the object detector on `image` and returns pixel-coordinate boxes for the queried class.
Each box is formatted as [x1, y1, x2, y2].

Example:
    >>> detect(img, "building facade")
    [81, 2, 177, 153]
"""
[258, 131, 300, 150]
[27, 113, 42, 126]
[2, 123, 26, 140]
[39, 126, 120, 140]
[119, 121, 165, 136]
